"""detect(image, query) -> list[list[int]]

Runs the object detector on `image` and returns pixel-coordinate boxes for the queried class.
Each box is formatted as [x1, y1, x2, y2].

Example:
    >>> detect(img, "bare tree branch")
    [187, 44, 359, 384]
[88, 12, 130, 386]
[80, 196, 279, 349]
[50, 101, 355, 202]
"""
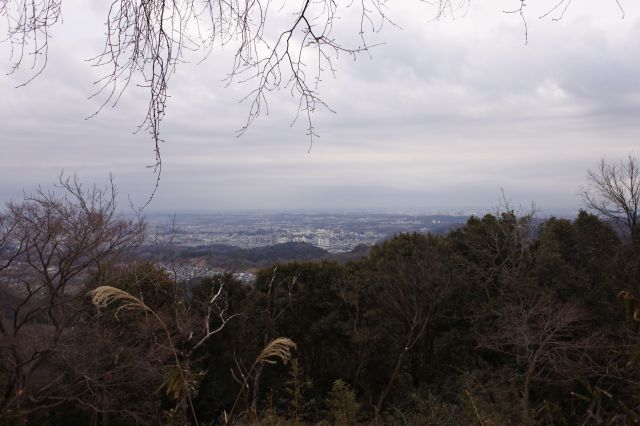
[581, 154, 640, 247]
[0, 0, 627, 190]
[0, 174, 145, 419]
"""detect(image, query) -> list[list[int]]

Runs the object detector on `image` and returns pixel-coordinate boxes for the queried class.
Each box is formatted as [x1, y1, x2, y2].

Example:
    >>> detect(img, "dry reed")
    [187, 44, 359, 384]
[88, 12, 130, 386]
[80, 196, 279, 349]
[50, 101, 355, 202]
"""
[227, 337, 297, 423]
[89, 285, 199, 426]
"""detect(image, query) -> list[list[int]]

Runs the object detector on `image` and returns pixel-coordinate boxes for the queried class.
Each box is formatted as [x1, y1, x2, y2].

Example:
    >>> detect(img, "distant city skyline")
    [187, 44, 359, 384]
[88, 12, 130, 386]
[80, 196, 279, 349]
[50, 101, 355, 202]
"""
[145, 211, 470, 254]
[1, 1, 638, 212]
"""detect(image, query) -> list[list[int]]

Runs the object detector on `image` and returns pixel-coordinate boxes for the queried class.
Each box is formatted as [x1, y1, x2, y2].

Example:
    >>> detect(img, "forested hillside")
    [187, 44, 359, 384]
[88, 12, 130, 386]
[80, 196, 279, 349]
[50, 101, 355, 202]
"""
[143, 242, 332, 270]
[2, 170, 640, 425]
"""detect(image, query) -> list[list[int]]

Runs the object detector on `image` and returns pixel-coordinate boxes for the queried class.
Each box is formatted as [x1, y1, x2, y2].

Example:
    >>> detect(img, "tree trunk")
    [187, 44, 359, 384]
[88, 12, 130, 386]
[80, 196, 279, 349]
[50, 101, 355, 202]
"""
[252, 364, 264, 407]
[522, 370, 532, 423]
[374, 348, 406, 417]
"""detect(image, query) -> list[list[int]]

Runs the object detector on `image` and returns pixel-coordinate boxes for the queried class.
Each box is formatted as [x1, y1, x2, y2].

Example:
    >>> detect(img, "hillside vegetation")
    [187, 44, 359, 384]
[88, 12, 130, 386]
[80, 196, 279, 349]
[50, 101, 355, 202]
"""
[2, 167, 640, 424]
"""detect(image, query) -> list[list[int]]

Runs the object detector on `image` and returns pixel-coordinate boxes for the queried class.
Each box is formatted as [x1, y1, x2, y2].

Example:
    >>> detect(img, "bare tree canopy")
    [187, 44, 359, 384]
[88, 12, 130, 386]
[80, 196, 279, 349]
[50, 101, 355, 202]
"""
[1, 1, 628, 165]
[480, 293, 601, 422]
[581, 155, 640, 246]
[0, 175, 145, 419]
[2, 0, 409, 164]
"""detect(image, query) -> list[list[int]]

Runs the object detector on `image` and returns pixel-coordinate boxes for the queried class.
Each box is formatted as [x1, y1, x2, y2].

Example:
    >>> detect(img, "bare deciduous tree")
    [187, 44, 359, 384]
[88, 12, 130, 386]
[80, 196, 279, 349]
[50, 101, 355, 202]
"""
[480, 293, 601, 422]
[456, 201, 536, 304]
[0, 209, 24, 274]
[582, 155, 640, 247]
[0, 175, 145, 421]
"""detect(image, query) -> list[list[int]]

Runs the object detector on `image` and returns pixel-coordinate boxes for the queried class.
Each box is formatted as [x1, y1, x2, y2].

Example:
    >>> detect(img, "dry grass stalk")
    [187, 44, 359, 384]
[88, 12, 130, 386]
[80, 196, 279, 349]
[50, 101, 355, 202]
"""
[89, 285, 199, 426]
[90, 285, 151, 318]
[227, 337, 296, 423]
[256, 337, 296, 366]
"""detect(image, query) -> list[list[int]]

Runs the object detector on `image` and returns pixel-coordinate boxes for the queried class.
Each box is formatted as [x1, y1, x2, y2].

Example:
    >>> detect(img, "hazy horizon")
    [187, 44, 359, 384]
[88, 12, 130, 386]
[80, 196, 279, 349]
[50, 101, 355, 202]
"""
[140, 205, 581, 219]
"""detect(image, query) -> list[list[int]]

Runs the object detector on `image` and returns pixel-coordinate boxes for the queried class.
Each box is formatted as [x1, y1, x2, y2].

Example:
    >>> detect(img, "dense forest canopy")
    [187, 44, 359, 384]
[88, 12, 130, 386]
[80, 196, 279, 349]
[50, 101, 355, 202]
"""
[2, 163, 640, 424]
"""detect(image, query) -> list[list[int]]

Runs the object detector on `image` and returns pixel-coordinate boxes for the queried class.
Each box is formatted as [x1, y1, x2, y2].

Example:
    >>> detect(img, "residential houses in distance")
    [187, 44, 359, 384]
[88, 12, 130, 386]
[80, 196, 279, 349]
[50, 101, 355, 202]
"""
[155, 261, 256, 285]
[146, 211, 469, 253]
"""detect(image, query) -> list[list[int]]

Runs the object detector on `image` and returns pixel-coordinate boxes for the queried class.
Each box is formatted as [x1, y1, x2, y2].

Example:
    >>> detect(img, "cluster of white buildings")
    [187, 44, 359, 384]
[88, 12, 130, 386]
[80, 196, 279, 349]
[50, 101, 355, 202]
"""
[156, 262, 256, 285]
[155, 226, 384, 253]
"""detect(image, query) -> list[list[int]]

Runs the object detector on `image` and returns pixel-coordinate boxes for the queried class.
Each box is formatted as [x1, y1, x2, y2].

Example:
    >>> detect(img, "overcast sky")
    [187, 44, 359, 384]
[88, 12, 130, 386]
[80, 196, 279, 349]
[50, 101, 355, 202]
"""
[1, 0, 638, 214]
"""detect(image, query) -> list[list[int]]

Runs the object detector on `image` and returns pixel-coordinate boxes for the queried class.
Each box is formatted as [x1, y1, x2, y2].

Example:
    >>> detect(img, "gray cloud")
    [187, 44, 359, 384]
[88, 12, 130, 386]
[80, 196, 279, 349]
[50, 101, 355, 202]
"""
[1, 0, 639, 213]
